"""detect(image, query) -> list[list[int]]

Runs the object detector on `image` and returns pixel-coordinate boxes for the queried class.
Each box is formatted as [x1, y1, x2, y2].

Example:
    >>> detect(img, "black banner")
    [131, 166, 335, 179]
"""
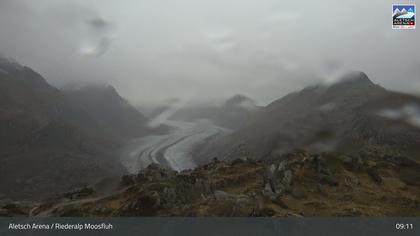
[0, 217, 418, 236]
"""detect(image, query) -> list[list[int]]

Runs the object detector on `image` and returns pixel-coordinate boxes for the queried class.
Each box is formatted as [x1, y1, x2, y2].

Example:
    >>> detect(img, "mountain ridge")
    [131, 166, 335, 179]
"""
[195, 72, 420, 164]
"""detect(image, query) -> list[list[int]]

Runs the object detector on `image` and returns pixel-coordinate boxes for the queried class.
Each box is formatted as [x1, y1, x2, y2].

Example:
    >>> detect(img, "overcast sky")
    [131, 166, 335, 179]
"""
[0, 0, 419, 106]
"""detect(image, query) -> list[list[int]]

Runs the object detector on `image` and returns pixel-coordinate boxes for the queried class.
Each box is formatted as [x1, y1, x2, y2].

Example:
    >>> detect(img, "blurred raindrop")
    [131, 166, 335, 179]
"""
[378, 103, 420, 128]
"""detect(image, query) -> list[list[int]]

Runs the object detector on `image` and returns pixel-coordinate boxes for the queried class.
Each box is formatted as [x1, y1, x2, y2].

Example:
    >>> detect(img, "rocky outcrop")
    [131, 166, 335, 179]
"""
[13, 150, 420, 217]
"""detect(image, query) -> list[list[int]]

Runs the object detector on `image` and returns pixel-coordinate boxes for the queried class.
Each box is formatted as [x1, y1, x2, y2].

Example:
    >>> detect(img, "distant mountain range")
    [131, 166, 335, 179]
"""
[0, 56, 160, 200]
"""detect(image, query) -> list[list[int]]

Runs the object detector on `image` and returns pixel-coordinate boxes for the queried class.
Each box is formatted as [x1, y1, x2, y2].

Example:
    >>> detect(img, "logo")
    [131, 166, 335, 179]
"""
[393, 4, 416, 29]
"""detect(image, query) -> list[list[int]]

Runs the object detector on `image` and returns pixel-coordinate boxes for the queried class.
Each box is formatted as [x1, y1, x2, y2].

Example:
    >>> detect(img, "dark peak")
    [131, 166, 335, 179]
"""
[0, 55, 23, 71]
[294, 71, 374, 97]
[88, 84, 118, 95]
[63, 83, 125, 106]
[224, 94, 256, 107]
[0, 56, 49, 86]
[270, 71, 379, 110]
[336, 71, 374, 86]
[321, 71, 381, 95]
[64, 83, 119, 95]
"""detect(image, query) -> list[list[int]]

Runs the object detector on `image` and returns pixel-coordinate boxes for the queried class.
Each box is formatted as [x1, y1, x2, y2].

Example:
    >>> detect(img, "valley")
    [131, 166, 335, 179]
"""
[1, 56, 419, 217]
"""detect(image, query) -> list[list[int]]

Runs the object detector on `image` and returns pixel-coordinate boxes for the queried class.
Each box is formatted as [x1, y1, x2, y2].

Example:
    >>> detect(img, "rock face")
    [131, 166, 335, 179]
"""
[62, 85, 157, 141]
[197, 72, 420, 162]
[18, 150, 420, 217]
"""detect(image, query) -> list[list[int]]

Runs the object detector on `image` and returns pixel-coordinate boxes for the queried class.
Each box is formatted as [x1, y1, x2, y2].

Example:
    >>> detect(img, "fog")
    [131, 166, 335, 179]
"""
[0, 0, 419, 106]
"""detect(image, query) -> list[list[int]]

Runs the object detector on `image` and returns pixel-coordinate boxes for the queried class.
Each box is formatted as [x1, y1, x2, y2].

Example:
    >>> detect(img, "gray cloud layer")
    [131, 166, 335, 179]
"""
[0, 0, 419, 106]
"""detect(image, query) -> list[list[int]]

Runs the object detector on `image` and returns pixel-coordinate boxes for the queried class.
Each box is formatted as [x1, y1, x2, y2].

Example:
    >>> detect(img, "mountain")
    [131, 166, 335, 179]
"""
[170, 94, 260, 130]
[196, 72, 420, 163]
[223, 94, 257, 108]
[62, 84, 153, 141]
[214, 95, 260, 129]
[0, 57, 152, 200]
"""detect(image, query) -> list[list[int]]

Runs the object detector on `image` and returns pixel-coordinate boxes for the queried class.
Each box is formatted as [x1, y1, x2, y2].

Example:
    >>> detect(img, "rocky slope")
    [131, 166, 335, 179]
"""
[0, 57, 153, 200]
[196, 72, 420, 163]
[62, 84, 157, 141]
[3, 149, 419, 217]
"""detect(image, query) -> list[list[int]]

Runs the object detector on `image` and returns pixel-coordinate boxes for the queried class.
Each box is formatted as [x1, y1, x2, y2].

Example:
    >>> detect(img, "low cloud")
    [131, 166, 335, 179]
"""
[378, 104, 420, 128]
[0, 0, 419, 106]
